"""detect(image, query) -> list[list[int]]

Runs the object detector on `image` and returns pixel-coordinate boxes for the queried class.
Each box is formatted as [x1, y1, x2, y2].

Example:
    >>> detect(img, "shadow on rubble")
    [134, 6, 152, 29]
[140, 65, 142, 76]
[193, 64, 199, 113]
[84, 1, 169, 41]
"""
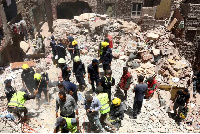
[82, 122, 90, 133]
[114, 89, 126, 102]
[126, 107, 133, 118]
[27, 112, 41, 118]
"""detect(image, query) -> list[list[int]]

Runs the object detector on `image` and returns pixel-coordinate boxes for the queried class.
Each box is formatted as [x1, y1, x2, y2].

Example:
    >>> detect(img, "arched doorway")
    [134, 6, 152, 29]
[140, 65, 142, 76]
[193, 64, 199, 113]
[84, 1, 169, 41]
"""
[57, 1, 92, 19]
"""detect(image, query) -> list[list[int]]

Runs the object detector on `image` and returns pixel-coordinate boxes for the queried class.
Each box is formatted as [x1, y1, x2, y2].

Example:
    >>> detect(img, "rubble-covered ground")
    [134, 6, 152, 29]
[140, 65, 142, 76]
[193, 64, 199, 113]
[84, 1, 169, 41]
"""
[0, 13, 200, 133]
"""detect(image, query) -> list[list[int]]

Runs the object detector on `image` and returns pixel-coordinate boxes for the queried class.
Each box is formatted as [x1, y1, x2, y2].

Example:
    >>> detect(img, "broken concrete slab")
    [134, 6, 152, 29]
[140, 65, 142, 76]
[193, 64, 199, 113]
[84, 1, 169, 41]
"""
[10, 61, 36, 70]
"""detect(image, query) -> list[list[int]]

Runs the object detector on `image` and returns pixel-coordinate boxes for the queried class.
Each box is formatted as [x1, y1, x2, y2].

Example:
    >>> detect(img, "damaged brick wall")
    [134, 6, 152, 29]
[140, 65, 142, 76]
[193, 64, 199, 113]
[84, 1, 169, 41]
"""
[52, 0, 97, 20]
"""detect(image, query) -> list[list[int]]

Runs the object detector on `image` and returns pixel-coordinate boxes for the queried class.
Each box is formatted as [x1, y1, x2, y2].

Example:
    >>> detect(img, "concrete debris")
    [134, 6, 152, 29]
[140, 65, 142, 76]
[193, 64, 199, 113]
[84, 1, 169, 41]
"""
[0, 12, 199, 133]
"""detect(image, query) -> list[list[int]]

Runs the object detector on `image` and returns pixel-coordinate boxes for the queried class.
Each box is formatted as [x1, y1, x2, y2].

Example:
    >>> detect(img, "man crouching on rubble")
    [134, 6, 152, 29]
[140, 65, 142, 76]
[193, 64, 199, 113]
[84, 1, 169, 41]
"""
[7, 87, 38, 120]
[54, 116, 81, 133]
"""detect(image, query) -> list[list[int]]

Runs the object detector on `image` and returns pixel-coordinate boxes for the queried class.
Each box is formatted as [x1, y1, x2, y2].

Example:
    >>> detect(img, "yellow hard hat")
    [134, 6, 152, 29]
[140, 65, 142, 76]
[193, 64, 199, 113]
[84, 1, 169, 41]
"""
[112, 98, 121, 106]
[101, 42, 109, 47]
[34, 73, 41, 81]
[58, 58, 66, 64]
[22, 64, 29, 70]
[74, 56, 80, 62]
[72, 40, 77, 45]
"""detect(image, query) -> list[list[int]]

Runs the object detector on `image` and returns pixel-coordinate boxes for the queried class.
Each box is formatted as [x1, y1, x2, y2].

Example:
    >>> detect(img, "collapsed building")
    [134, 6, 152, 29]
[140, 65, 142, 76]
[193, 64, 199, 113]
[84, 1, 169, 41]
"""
[0, 0, 200, 133]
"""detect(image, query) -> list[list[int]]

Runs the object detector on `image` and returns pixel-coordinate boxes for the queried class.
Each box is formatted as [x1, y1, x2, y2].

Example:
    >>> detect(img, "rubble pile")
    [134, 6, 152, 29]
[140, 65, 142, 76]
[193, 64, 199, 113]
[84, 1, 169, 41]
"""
[0, 13, 200, 133]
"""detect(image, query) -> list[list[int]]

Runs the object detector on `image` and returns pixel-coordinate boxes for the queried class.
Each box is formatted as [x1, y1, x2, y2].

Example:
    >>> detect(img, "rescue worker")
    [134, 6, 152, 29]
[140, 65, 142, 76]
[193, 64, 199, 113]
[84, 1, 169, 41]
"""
[36, 32, 44, 53]
[105, 32, 113, 48]
[83, 94, 103, 132]
[98, 38, 110, 57]
[34, 73, 49, 110]
[58, 58, 71, 81]
[7, 87, 38, 119]
[144, 76, 158, 99]
[117, 67, 132, 100]
[67, 35, 74, 60]
[56, 39, 66, 60]
[21, 64, 35, 95]
[96, 86, 116, 132]
[50, 35, 57, 62]
[107, 98, 125, 130]
[54, 116, 81, 133]
[99, 70, 115, 102]
[172, 88, 190, 123]
[62, 79, 78, 103]
[73, 56, 86, 91]
[88, 59, 100, 94]
[72, 40, 80, 58]
[4, 79, 16, 103]
[100, 40, 113, 76]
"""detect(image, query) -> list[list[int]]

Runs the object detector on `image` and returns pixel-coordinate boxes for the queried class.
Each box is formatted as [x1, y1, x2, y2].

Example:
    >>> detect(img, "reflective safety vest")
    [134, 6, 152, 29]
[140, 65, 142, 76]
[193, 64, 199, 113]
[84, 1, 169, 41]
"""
[104, 76, 112, 87]
[96, 93, 110, 114]
[8, 91, 26, 108]
[100, 42, 104, 56]
[62, 117, 77, 133]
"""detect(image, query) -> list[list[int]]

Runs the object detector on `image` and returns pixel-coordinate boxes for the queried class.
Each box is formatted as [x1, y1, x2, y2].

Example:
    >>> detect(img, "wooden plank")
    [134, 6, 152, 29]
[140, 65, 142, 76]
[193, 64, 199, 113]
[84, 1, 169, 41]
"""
[167, 18, 178, 31]
[10, 61, 36, 70]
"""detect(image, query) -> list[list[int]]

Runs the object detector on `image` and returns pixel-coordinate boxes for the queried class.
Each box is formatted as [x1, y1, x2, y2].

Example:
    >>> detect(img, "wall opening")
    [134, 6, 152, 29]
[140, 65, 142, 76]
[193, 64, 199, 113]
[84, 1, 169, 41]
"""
[57, 1, 92, 19]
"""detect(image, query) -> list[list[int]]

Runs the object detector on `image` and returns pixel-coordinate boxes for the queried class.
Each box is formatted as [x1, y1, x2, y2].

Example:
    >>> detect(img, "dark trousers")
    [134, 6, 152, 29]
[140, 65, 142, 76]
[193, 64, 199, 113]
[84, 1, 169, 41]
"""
[61, 112, 75, 118]
[69, 51, 74, 60]
[7, 107, 28, 119]
[133, 100, 143, 117]
[91, 78, 100, 92]
[76, 75, 85, 85]
[36, 89, 48, 101]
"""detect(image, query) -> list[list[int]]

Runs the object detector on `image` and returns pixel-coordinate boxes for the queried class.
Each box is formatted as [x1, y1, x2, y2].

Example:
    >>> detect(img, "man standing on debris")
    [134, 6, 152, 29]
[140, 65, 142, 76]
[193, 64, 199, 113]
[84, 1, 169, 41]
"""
[36, 32, 44, 52]
[105, 32, 113, 48]
[56, 91, 78, 118]
[96, 86, 117, 132]
[8, 87, 38, 119]
[56, 39, 66, 60]
[99, 70, 115, 102]
[88, 59, 100, 94]
[67, 34, 74, 60]
[62, 79, 78, 103]
[100, 39, 113, 76]
[72, 40, 80, 58]
[144, 76, 157, 99]
[98, 38, 110, 57]
[58, 58, 71, 81]
[50, 35, 57, 63]
[21, 64, 35, 95]
[34, 73, 49, 110]
[73, 56, 86, 91]
[132, 75, 148, 119]
[117, 67, 132, 100]
[54, 116, 81, 133]
[83, 94, 103, 132]
[4, 79, 16, 103]
[172, 88, 190, 121]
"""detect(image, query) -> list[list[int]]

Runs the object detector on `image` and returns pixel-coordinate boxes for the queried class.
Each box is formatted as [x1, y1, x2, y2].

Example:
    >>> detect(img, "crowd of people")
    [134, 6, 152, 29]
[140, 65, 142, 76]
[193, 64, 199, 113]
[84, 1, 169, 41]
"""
[3, 32, 191, 133]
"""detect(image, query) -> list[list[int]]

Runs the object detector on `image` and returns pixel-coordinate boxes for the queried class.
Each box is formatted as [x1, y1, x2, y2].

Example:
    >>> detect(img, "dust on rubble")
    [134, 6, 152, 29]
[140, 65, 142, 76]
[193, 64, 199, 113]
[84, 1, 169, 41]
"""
[0, 13, 200, 133]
